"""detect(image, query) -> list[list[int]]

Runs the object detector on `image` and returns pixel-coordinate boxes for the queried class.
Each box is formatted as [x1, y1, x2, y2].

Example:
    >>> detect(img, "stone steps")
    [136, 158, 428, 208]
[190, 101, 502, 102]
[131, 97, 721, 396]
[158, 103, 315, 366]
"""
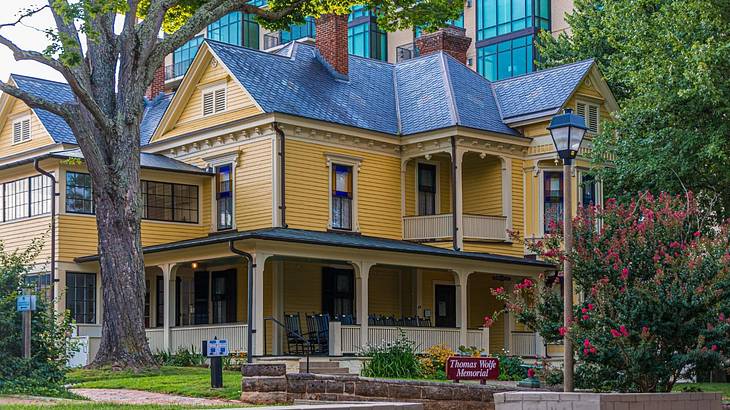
[299, 360, 355, 375]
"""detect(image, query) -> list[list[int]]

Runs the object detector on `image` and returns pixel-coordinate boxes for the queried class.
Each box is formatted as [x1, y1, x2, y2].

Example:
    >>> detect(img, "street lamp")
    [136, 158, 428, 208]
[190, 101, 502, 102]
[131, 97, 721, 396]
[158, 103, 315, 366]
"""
[547, 108, 587, 392]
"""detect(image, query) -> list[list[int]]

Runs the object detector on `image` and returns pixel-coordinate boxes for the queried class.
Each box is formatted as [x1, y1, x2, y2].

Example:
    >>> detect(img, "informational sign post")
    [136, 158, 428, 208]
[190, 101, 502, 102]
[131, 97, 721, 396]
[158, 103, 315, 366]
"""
[446, 356, 500, 385]
[202, 338, 229, 388]
[17, 292, 37, 359]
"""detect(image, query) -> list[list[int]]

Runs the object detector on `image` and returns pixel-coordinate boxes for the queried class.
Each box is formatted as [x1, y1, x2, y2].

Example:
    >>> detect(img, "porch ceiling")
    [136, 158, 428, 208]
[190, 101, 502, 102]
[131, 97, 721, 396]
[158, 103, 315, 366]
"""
[74, 227, 554, 270]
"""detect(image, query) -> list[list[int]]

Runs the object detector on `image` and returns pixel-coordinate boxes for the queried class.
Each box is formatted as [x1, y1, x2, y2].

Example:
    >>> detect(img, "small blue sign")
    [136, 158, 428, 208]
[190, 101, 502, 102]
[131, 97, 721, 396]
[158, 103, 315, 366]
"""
[206, 339, 229, 357]
[16, 295, 36, 312]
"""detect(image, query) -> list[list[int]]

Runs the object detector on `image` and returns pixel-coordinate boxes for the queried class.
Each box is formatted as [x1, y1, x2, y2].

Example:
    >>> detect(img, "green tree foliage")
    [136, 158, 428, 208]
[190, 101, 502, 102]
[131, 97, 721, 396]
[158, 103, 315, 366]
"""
[0, 238, 76, 395]
[494, 193, 730, 392]
[538, 0, 730, 219]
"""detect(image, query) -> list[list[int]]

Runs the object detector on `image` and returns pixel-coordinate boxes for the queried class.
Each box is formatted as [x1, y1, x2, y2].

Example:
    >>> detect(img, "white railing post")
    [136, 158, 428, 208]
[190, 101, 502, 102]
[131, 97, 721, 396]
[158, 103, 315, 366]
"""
[482, 327, 490, 355]
[329, 321, 342, 356]
[535, 332, 546, 358]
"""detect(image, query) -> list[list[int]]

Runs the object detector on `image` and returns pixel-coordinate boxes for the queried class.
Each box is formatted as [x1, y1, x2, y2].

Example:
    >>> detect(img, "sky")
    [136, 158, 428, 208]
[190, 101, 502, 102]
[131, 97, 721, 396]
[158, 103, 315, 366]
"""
[0, 0, 65, 82]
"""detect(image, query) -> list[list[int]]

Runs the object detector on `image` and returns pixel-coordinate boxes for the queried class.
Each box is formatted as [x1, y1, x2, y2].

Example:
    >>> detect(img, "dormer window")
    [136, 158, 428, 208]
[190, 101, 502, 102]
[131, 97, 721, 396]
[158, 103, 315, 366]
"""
[12, 116, 31, 144]
[202, 85, 226, 116]
[576, 101, 600, 134]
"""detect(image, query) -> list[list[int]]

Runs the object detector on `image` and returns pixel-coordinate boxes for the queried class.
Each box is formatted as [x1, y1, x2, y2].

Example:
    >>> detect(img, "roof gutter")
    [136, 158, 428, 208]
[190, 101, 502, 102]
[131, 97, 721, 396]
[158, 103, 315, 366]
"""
[33, 158, 58, 303]
[273, 122, 287, 228]
[229, 241, 255, 363]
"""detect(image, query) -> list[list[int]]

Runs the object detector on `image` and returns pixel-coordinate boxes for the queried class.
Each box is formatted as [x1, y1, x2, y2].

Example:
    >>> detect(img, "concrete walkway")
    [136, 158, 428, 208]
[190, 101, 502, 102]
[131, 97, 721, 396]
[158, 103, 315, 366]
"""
[70, 388, 234, 405]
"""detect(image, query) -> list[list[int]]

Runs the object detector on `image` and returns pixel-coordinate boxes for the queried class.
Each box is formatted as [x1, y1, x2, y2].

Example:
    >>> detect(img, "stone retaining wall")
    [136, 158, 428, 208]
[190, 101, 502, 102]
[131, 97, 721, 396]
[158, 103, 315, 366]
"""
[241, 371, 516, 410]
[495, 391, 723, 410]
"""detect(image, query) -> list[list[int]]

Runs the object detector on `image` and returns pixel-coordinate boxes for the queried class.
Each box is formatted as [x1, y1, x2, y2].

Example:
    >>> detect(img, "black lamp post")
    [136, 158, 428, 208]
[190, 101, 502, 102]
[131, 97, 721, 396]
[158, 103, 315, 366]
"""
[547, 108, 587, 392]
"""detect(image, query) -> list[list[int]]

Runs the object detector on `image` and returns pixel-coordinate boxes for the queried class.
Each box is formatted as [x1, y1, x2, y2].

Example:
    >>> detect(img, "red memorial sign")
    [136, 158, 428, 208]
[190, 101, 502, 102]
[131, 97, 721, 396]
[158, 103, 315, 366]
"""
[445, 356, 499, 384]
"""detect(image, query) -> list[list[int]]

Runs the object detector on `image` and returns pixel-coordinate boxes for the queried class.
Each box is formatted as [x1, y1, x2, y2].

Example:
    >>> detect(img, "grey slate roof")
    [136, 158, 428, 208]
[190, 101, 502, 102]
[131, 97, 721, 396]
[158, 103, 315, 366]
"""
[492, 59, 595, 121]
[75, 226, 555, 268]
[140, 93, 174, 146]
[51, 148, 211, 175]
[207, 40, 593, 136]
[11, 74, 77, 144]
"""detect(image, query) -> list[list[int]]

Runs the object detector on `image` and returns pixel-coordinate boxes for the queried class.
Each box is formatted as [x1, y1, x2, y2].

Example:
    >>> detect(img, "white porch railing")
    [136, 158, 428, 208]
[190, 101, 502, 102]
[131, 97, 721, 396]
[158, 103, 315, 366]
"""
[463, 214, 508, 241]
[511, 331, 537, 357]
[403, 214, 508, 241]
[403, 214, 452, 240]
[338, 325, 490, 355]
[170, 323, 248, 353]
[144, 323, 249, 354]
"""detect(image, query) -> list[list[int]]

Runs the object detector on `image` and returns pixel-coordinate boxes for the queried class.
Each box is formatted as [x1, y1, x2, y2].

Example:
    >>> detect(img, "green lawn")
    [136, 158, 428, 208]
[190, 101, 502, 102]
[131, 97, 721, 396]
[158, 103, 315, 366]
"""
[67, 366, 243, 401]
[674, 383, 730, 400]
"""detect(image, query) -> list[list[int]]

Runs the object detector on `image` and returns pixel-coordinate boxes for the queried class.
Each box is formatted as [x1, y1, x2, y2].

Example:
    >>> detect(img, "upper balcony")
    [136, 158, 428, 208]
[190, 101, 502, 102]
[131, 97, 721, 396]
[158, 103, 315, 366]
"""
[401, 151, 514, 246]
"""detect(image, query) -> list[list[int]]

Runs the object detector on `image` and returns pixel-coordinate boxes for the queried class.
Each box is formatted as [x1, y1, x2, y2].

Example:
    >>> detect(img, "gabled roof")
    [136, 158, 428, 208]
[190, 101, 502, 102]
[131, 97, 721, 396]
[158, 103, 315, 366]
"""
[203, 40, 603, 138]
[11, 74, 77, 144]
[75, 226, 555, 268]
[491, 59, 595, 122]
[207, 40, 400, 135]
[140, 93, 174, 146]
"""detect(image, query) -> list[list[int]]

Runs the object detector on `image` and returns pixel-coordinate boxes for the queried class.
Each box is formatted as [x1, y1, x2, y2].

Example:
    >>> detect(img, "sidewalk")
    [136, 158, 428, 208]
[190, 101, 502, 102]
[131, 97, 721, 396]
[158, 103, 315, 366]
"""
[70, 388, 235, 406]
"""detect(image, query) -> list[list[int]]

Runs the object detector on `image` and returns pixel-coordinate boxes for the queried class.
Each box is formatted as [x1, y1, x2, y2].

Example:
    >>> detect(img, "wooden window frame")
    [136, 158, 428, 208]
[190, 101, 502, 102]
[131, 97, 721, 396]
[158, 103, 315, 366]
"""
[11, 115, 31, 145]
[326, 153, 361, 232]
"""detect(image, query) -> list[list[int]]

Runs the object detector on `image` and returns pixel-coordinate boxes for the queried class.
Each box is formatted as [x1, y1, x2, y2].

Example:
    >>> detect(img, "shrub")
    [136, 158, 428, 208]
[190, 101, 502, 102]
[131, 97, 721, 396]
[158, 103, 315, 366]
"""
[154, 346, 206, 367]
[495, 192, 730, 392]
[496, 353, 527, 381]
[420, 344, 455, 379]
[457, 345, 484, 357]
[0, 238, 76, 396]
[360, 331, 422, 378]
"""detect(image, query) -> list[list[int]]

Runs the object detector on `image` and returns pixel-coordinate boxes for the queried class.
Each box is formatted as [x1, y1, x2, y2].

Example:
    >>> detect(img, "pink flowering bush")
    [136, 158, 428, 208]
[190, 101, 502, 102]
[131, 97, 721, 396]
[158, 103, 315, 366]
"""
[493, 192, 730, 392]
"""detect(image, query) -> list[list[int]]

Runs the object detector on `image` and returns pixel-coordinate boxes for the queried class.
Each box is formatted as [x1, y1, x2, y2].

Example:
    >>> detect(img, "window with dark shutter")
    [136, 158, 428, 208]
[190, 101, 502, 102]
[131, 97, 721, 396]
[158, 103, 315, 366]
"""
[576, 101, 600, 133]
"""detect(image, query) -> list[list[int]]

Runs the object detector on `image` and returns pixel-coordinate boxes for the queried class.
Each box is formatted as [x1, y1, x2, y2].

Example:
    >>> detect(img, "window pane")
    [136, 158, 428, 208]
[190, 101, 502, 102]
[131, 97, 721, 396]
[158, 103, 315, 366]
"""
[477, 0, 550, 40]
[173, 36, 203, 77]
[207, 12, 242, 46]
[66, 272, 96, 324]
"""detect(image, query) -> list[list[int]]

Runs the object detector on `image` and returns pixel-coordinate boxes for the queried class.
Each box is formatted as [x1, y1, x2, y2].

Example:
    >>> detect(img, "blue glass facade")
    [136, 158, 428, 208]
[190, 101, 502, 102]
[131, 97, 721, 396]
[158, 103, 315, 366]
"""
[208, 12, 242, 46]
[477, 34, 534, 81]
[475, 0, 549, 80]
[347, 6, 387, 60]
[281, 17, 316, 42]
[172, 36, 203, 78]
[415, 13, 465, 38]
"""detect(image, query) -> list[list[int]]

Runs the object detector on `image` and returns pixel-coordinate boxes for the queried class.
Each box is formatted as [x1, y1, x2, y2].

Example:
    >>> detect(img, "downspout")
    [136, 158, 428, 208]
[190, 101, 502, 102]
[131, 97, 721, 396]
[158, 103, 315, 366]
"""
[273, 123, 287, 228]
[450, 136, 459, 251]
[34, 159, 57, 302]
[229, 241, 255, 363]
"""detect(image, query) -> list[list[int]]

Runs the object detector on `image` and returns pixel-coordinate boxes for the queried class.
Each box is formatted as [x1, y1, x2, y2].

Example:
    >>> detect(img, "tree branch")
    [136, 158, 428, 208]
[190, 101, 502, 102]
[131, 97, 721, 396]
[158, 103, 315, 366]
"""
[0, 5, 50, 30]
[0, 79, 71, 119]
[0, 33, 114, 134]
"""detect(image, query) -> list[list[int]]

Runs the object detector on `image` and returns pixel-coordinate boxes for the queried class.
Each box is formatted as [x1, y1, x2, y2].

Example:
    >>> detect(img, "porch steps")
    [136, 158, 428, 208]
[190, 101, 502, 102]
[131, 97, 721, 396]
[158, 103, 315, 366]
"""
[299, 360, 355, 375]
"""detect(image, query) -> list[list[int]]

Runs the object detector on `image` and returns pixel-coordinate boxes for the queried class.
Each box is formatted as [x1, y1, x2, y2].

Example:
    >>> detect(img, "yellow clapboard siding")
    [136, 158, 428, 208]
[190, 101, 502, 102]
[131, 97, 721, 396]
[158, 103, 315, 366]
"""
[236, 138, 273, 230]
[419, 269, 455, 320]
[157, 53, 262, 141]
[57, 214, 210, 262]
[0, 216, 53, 264]
[285, 139, 402, 239]
[0, 99, 55, 158]
[369, 267, 403, 317]
[462, 153, 501, 216]
[467, 274, 507, 352]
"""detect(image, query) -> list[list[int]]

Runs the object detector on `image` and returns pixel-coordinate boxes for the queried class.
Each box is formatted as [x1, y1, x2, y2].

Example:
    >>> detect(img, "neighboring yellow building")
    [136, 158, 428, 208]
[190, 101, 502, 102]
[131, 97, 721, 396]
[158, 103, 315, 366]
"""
[0, 26, 617, 363]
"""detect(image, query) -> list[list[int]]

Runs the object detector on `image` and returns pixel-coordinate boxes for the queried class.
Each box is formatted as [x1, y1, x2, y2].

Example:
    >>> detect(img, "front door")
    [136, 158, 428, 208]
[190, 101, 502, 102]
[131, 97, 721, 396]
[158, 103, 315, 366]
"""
[322, 268, 354, 317]
[434, 284, 456, 327]
[212, 269, 237, 324]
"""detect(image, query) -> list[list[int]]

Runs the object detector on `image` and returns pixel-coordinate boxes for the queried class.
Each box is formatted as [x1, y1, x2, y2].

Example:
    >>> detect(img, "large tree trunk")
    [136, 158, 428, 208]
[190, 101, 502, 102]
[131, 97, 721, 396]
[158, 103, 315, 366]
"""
[87, 120, 155, 369]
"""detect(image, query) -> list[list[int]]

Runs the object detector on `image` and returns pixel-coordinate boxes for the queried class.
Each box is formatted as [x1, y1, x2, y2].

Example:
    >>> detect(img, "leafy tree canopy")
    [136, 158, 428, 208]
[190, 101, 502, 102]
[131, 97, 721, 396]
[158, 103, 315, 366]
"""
[538, 0, 730, 219]
[137, 0, 464, 33]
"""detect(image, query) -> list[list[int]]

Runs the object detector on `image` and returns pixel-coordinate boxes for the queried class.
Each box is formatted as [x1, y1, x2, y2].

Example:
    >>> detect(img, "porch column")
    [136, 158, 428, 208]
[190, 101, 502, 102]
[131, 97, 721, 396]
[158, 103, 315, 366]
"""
[501, 157, 513, 235]
[455, 270, 470, 347]
[452, 145, 465, 250]
[271, 260, 284, 355]
[161, 263, 178, 352]
[252, 253, 271, 357]
[353, 260, 375, 348]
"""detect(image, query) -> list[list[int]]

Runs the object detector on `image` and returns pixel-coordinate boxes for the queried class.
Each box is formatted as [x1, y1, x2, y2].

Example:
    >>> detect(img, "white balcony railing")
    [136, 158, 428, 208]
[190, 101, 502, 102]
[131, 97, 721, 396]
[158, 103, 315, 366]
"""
[403, 213, 508, 241]
[145, 323, 248, 354]
[510, 331, 537, 357]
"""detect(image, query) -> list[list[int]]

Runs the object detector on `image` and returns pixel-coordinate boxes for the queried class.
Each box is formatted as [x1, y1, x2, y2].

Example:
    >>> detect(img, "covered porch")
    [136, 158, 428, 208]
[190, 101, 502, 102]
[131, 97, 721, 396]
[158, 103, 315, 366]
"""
[75, 228, 553, 359]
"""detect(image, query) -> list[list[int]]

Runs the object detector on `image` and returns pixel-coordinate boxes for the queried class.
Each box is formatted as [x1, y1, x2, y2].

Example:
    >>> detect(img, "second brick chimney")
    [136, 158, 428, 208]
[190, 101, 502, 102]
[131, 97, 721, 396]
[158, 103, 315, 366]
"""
[415, 26, 472, 65]
[145, 64, 166, 100]
[315, 13, 350, 78]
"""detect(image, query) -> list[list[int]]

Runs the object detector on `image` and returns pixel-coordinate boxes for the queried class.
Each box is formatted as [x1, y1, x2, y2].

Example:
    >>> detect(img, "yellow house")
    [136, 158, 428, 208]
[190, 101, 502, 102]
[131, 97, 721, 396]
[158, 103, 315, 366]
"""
[0, 25, 617, 363]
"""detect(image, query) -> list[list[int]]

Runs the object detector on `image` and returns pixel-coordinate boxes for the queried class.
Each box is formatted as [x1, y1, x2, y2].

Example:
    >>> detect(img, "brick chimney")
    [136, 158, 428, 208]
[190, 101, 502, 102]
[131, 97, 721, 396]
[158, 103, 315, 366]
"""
[315, 13, 349, 78]
[415, 26, 472, 65]
[145, 64, 166, 100]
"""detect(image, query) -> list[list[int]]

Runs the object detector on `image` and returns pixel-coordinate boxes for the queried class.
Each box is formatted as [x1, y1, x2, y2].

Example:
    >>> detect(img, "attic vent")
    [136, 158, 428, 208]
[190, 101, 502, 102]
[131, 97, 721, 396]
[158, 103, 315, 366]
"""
[576, 101, 600, 133]
[202, 86, 226, 116]
[12, 117, 31, 144]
